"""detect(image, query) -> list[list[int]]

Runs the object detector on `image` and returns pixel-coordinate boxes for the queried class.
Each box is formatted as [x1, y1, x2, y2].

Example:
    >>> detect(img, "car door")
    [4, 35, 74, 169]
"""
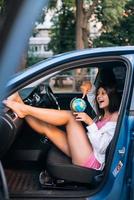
[1, 48, 134, 199]
[125, 86, 134, 199]
[91, 54, 134, 200]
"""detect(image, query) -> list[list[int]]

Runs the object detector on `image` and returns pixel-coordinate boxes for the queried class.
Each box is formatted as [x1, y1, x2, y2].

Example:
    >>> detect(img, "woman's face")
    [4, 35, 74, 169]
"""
[96, 87, 109, 109]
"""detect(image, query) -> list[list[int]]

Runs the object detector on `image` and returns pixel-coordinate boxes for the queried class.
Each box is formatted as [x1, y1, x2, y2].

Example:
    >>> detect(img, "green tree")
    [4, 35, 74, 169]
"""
[48, 1, 76, 54]
[48, 0, 128, 50]
[94, 0, 134, 47]
[27, 57, 44, 66]
[0, 0, 7, 14]
[97, 0, 128, 32]
[75, 0, 126, 48]
[0, 0, 8, 27]
[75, 0, 100, 49]
[47, 0, 129, 90]
[47, 0, 100, 50]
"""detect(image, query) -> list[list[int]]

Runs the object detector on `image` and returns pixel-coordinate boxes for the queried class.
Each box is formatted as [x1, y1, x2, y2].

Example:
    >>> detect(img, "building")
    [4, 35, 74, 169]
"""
[28, 12, 53, 59]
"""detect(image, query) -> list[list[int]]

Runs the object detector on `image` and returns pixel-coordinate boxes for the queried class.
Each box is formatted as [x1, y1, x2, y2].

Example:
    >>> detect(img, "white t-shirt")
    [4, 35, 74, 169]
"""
[86, 122, 116, 170]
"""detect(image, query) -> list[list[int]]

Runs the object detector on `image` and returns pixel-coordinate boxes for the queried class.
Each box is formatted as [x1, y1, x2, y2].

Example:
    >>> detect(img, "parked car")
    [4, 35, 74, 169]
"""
[0, 1, 134, 200]
[0, 46, 134, 200]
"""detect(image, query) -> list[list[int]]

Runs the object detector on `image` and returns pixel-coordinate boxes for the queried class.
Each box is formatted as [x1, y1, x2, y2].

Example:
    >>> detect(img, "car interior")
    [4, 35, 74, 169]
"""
[0, 59, 127, 198]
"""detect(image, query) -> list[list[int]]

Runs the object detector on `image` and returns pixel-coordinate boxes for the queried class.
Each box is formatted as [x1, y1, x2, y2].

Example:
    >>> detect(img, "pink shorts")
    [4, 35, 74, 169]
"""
[82, 153, 101, 170]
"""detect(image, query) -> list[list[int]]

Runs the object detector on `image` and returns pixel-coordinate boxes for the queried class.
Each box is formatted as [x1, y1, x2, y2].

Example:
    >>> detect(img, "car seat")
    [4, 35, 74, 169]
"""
[45, 145, 111, 184]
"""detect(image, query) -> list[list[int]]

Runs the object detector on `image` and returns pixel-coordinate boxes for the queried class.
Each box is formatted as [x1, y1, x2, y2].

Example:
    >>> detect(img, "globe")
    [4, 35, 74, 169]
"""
[70, 98, 87, 112]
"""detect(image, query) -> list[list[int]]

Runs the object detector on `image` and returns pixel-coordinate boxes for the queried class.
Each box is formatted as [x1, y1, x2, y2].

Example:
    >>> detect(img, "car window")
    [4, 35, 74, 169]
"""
[20, 60, 127, 102]
[47, 67, 98, 93]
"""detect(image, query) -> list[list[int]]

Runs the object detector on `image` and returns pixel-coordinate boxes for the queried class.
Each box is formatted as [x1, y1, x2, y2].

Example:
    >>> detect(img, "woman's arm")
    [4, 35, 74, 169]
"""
[80, 81, 97, 114]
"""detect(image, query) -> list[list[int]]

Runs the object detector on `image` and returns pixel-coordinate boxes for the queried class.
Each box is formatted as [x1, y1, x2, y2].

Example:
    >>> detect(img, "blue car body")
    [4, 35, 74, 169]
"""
[0, 46, 133, 200]
[0, 1, 134, 200]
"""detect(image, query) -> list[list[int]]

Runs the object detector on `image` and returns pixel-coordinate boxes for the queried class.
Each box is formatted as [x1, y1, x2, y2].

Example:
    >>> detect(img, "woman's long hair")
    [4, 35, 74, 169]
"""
[95, 84, 120, 116]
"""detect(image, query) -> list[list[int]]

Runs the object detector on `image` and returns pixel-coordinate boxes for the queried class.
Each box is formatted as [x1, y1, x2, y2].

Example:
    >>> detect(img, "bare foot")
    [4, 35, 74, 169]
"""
[3, 99, 27, 118]
[7, 92, 24, 104]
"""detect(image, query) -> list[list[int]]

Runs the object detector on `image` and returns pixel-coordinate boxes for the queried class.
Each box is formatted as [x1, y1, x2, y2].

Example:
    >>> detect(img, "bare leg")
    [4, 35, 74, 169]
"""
[4, 100, 93, 166]
[26, 116, 71, 156]
[7, 93, 71, 155]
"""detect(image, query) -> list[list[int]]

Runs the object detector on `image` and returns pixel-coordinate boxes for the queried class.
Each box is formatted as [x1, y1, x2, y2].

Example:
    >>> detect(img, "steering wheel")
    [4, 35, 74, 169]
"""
[45, 85, 60, 110]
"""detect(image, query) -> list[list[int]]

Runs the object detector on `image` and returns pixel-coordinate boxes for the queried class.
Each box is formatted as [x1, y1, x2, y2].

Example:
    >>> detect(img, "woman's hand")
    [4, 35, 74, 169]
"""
[80, 80, 92, 99]
[73, 112, 93, 125]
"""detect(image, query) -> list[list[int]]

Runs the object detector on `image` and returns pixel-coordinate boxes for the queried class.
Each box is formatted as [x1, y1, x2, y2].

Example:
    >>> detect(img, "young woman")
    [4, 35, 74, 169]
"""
[3, 82, 120, 171]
